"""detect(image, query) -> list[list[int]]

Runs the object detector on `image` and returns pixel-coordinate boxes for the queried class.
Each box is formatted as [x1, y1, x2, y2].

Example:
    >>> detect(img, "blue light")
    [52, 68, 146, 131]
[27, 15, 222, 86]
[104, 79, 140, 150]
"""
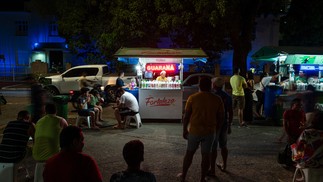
[34, 42, 39, 47]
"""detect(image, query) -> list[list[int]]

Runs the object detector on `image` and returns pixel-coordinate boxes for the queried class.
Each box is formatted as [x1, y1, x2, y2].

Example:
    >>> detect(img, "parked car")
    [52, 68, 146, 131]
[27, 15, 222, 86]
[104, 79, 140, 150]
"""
[182, 73, 215, 108]
[39, 64, 135, 96]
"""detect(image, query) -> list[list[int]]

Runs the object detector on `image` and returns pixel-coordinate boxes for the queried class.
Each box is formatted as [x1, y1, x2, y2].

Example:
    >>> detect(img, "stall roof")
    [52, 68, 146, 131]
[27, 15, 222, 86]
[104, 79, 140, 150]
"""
[114, 47, 208, 58]
[251, 46, 323, 62]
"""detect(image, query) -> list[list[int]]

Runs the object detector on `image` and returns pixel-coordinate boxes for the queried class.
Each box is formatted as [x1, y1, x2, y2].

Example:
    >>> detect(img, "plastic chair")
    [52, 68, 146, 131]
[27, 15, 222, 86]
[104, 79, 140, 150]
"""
[0, 161, 30, 182]
[0, 163, 14, 181]
[76, 115, 91, 128]
[124, 112, 142, 129]
[34, 162, 45, 182]
[293, 165, 323, 182]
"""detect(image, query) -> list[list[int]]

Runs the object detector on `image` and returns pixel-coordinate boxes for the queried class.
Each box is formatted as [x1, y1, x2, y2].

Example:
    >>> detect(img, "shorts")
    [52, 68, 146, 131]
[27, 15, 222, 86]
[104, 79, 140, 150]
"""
[187, 133, 216, 153]
[212, 122, 228, 151]
[232, 95, 245, 109]
[78, 108, 94, 116]
[119, 108, 138, 116]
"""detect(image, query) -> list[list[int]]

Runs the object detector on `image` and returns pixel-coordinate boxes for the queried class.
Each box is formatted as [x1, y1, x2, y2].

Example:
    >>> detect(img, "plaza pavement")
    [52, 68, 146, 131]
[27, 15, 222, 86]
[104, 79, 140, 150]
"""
[0, 94, 296, 182]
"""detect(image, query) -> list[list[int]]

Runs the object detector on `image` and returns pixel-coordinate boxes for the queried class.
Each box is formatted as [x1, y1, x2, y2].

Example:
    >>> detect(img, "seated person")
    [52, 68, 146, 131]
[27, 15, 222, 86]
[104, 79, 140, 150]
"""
[43, 126, 103, 182]
[283, 98, 306, 144]
[0, 110, 35, 163]
[292, 111, 323, 168]
[110, 140, 156, 182]
[89, 90, 104, 122]
[77, 87, 100, 129]
[156, 70, 167, 82]
[113, 88, 139, 129]
[33, 103, 68, 162]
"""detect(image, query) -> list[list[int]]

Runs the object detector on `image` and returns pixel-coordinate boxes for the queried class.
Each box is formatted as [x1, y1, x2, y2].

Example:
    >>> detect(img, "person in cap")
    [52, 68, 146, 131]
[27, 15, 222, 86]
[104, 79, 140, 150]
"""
[156, 70, 168, 82]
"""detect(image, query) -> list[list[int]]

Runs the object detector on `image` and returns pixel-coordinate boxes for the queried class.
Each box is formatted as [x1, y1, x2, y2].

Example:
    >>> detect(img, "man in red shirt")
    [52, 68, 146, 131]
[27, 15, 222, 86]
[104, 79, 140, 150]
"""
[43, 126, 102, 182]
[283, 98, 306, 144]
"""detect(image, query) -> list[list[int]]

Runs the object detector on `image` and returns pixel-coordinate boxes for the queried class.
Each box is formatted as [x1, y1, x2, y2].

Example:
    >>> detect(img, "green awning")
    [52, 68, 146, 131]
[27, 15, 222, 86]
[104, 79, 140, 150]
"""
[285, 55, 323, 64]
[251, 46, 287, 62]
[251, 46, 323, 62]
[114, 47, 207, 58]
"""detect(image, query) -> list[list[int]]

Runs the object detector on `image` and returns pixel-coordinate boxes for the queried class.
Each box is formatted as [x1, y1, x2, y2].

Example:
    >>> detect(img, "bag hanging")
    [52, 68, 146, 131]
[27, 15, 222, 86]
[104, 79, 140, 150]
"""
[0, 95, 7, 105]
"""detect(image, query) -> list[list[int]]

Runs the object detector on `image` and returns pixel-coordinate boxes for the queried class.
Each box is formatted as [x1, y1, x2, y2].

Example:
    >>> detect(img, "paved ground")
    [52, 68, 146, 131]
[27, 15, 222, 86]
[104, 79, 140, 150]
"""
[0, 94, 296, 182]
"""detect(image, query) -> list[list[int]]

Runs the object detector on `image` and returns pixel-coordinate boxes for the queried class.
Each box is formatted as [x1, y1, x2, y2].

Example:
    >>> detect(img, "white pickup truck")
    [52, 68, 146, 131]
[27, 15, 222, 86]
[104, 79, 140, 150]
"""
[39, 64, 135, 96]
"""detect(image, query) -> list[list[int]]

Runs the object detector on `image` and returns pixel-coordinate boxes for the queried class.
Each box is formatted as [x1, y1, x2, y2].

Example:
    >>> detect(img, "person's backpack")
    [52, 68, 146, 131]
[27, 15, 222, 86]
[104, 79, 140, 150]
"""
[277, 144, 293, 166]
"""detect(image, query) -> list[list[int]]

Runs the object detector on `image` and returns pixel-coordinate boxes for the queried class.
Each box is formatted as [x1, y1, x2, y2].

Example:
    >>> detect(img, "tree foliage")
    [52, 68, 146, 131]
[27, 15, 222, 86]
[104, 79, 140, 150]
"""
[280, 0, 323, 46]
[28, 0, 284, 73]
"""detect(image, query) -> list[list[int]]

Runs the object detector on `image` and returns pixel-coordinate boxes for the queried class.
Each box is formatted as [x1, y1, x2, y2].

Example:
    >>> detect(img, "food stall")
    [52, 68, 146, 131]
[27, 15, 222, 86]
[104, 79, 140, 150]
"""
[114, 48, 208, 120]
[252, 46, 323, 121]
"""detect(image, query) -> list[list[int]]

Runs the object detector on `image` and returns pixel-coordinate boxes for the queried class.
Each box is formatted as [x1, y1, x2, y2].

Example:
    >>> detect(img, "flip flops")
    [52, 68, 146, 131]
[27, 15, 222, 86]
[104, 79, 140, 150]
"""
[113, 125, 124, 129]
[216, 163, 226, 172]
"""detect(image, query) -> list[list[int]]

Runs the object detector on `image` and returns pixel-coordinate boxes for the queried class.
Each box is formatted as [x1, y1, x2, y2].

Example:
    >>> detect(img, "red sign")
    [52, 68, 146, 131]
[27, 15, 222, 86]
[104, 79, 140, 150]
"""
[146, 63, 177, 72]
[145, 96, 176, 107]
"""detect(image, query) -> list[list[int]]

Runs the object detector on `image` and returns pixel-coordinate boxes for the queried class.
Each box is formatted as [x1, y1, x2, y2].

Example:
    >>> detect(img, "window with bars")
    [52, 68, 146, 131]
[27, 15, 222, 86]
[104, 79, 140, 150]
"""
[49, 21, 59, 36]
[15, 20, 28, 36]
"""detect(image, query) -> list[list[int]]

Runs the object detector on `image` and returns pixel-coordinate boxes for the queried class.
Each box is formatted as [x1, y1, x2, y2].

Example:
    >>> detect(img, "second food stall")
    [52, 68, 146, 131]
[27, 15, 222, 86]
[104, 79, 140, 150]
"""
[115, 47, 208, 120]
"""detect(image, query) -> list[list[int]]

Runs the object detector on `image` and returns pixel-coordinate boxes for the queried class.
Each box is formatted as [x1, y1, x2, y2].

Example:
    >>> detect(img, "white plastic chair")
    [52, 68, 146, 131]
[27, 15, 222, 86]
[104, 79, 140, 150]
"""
[0, 163, 14, 181]
[76, 115, 91, 128]
[0, 162, 30, 182]
[34, 162, 45, 182]
[124, 113, 142, 129]
[293, 165, 323, 182]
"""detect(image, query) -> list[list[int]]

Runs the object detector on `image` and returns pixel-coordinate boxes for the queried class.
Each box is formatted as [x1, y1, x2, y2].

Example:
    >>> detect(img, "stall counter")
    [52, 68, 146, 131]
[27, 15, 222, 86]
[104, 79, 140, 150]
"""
[139, 89, 182, 119]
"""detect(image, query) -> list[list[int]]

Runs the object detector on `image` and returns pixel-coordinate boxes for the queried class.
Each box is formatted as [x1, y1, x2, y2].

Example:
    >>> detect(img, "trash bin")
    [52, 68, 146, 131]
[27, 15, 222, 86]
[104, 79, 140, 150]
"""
[52, 95, 69, 120]
[264, 85, 283, 119]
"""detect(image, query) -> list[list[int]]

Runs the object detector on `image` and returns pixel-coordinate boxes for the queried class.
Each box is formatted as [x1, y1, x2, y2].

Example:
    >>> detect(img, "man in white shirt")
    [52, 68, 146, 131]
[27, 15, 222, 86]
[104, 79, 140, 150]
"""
[113, 88, 139, 129]
[255, 72, 280, 117]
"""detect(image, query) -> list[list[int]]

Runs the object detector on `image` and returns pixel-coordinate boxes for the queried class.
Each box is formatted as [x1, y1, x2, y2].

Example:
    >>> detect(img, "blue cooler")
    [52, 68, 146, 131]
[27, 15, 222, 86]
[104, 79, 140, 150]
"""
[264, 85, 283, 118]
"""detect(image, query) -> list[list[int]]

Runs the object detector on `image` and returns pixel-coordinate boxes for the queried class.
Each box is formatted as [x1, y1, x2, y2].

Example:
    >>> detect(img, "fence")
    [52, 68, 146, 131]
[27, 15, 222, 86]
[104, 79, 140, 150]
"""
[0, 65, 31, 82]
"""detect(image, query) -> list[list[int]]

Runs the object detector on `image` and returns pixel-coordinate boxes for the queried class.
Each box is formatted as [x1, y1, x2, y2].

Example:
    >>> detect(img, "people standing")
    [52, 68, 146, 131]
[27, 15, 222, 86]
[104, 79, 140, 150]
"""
[0, 110, 35, 163]
[230, 68, 247, 127]
[209, 77, 233, 175]
[33, 103, 68, 162]
[113, 88, 139, 129]
[43, 126, 103, 182]
[243, 71, 255, 124]
[178, 77, 224, 182]
[110, 140, 156, 182]
[283, 98, 306, 144]
[116, 71, 127, 88]
[255, 72, 280, 118]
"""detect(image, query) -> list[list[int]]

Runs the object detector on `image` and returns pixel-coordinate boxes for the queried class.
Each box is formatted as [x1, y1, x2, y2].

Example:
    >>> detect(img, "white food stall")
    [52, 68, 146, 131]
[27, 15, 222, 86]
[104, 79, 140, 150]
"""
[115, 48, 208, 120]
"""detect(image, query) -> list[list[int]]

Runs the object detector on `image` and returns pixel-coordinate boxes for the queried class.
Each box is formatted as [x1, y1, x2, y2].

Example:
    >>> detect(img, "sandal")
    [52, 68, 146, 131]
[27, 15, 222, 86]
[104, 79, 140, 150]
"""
[176, 173, 186, 182]
[113, 125, 123, 129]
[216, 163, 226, 172]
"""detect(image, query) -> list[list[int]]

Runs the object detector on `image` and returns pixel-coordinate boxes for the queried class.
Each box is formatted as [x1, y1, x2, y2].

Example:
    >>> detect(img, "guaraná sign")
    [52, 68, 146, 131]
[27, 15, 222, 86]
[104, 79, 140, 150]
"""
[145, 63, 178, 72]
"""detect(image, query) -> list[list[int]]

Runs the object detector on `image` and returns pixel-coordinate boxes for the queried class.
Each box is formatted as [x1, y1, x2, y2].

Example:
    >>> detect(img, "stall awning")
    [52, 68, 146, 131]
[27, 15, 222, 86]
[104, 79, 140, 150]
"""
[114, 47, 208, 58]
[251, 46, 323, 62]
[251, 46, 288, 62]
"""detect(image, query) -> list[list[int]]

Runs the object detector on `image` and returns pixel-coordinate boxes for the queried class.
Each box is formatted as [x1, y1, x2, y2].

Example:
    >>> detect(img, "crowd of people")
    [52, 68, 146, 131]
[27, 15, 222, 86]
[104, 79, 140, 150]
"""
[1, 68, 323, 182]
